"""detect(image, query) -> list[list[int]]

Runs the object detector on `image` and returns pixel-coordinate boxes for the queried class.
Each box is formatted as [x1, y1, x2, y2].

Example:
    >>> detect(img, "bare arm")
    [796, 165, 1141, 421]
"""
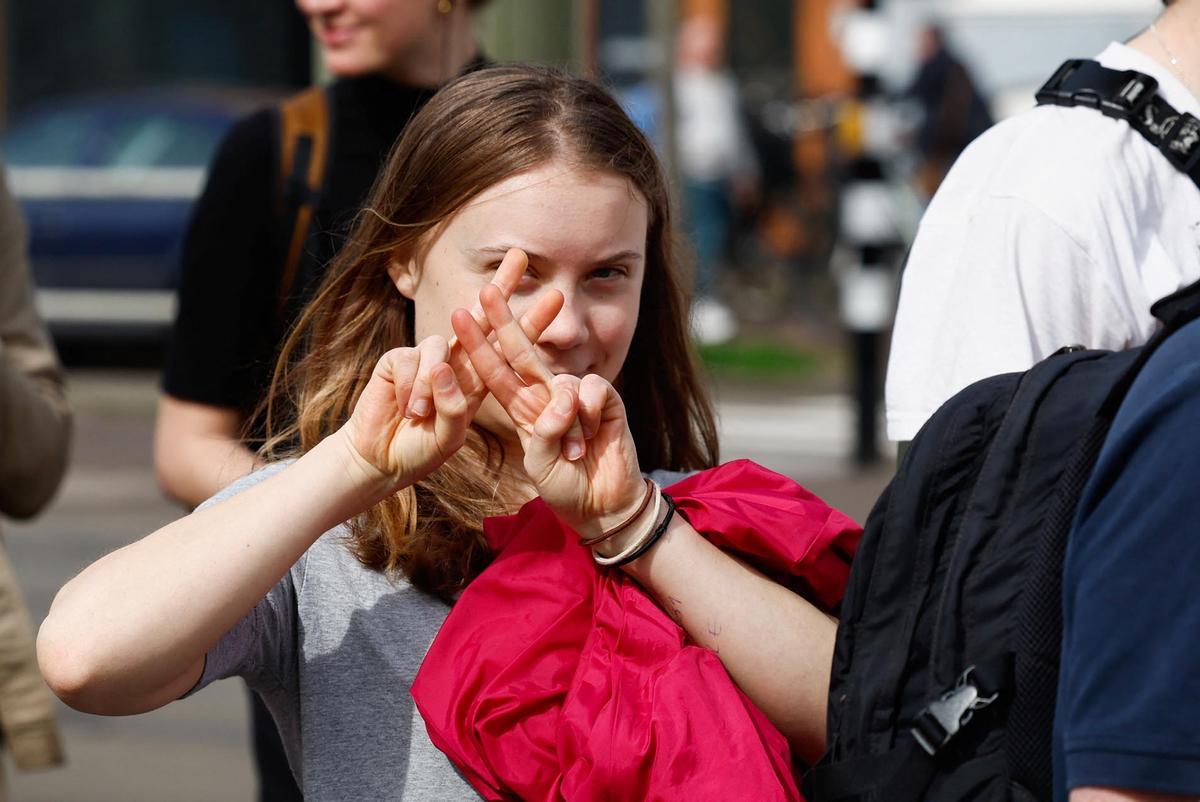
[41, 251, 557, 718]
[622, 521, 835, 763]
[1071, 789, 1196, 802]
[153, 394, 260, 508]
[38, 429, 392, 716]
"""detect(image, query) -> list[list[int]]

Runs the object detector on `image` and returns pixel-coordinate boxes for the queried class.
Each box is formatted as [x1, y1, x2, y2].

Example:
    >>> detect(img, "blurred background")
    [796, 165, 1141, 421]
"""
[0, 0, 1161, 798]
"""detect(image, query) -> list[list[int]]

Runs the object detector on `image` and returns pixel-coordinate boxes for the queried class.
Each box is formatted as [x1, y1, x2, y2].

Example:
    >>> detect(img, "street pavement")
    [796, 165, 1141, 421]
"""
[5, 369, 894, 801]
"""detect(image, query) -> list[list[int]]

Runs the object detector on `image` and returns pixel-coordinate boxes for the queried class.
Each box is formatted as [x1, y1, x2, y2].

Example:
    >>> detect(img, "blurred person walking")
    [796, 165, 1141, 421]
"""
[154, 1, 489, 798]
[674, 14, 760, 345]
[0, 161, 70, 798]
[887, 0, 1200, 445]
[904, 24, 993, 198]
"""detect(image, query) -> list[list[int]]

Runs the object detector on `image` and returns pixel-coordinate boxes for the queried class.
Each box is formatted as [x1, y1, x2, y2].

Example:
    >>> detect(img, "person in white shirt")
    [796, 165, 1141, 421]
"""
[886, 0, 1200, 446]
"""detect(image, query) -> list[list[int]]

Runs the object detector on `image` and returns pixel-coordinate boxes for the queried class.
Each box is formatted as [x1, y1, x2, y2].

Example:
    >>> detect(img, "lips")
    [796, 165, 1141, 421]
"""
[315, 21, 360, 48]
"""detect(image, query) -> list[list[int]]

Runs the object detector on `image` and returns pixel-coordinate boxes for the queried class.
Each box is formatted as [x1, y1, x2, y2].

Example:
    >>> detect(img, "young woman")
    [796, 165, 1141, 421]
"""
[158, 3, 490, 795]
[40, 65, 859, 801]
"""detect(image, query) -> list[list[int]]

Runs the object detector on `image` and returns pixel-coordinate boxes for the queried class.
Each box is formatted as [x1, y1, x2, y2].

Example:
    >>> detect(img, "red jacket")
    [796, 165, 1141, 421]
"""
[413, 460, 861, 801]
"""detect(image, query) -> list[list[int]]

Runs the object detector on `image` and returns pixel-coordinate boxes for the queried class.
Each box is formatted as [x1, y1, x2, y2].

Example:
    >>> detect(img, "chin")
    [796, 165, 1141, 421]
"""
[320, 52, 381, 78]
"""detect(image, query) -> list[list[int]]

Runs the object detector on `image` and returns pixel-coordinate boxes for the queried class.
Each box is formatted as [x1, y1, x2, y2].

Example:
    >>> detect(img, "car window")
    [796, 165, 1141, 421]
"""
[111, 115, 226, 168]
[4, 105, 230, 169]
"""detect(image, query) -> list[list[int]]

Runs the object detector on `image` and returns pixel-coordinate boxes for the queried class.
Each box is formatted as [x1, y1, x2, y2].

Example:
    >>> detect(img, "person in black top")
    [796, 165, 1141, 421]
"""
[157, 0, 488, 508]
[155, 2, 488, 799]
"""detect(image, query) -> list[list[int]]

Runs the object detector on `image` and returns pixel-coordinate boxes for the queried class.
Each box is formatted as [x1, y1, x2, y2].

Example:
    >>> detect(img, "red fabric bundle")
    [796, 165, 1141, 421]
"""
[412, 460, 861, 801]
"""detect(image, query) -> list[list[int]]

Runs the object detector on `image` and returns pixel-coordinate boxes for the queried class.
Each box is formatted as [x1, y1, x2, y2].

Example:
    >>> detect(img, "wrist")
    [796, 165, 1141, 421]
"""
[324, 428, 404, 507]
[592, 489, 677, 567]
[576, 477, 653, 548]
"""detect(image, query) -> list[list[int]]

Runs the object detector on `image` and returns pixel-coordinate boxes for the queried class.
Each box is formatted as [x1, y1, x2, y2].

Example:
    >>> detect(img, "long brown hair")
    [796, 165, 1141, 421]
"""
[263, 64, 718, 600]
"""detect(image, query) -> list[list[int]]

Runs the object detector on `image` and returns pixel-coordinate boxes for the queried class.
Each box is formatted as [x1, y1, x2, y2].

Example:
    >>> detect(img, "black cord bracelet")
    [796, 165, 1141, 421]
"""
[613, 492, 677, 568]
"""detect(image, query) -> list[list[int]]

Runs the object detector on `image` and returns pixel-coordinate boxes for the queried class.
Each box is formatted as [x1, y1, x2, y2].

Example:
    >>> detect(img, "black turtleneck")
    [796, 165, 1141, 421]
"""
[164, 69, 474, 423]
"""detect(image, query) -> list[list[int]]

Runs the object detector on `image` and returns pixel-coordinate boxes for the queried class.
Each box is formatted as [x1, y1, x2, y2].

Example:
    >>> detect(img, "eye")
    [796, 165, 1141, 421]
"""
[589, 265, 628, 281]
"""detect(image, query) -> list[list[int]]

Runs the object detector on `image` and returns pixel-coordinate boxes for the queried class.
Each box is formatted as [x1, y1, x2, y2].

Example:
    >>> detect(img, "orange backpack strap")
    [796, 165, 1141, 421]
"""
[277, 86, 329, 317]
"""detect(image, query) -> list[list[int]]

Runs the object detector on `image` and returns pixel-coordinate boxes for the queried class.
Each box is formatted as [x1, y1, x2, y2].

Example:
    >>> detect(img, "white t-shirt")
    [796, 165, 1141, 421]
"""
[886, 42, 1200, 442]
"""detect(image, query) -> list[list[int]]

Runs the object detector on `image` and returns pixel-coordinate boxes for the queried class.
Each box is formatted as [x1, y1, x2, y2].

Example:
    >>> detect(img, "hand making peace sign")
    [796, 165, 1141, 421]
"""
[340, 249, 566, 493]
[450, 276, 647, 540]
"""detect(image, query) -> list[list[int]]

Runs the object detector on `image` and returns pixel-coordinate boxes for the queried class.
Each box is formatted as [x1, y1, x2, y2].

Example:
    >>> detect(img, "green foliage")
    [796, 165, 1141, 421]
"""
[697, 339, 819, 379]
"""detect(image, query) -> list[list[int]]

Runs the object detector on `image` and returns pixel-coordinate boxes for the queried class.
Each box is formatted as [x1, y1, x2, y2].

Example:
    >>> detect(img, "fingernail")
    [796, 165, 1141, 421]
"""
[554, 390, 572, 414]
[434, 369, 454, 391]
[410, 398, 430, 418]
[565, 441, 584, 461]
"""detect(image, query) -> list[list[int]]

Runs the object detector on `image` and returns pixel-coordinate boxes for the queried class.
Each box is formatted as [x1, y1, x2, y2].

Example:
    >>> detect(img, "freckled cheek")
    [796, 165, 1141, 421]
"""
[591, 305, 640, 379]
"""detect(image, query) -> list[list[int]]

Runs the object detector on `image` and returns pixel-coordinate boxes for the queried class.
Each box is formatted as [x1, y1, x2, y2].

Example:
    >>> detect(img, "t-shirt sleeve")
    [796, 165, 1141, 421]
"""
[190, 571, 298, 698]
[885, 193, 1132, 442]
[183, 462, 300, 698]
[163, 108, 281, 412]
[1056, 320, 1200, 796]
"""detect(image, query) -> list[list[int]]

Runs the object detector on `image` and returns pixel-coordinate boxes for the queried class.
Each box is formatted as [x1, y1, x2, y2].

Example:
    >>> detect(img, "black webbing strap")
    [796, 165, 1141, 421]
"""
[804, 656, 1013, 802]
[1036, 59, 1200, 190]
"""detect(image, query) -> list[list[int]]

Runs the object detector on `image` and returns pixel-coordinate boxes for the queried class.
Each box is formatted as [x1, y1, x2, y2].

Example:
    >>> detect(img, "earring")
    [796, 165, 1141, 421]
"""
[437, 0, 453, 13]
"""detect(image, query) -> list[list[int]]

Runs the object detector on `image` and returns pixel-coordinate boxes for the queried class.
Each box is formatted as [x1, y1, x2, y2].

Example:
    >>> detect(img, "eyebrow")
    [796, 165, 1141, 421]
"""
[467, 245, 645, 264]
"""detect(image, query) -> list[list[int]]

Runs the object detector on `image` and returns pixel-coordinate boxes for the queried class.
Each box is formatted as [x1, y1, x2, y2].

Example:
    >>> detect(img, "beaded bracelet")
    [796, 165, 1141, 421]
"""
[593, 491, 676, 568]
[578, 477, 655, 547]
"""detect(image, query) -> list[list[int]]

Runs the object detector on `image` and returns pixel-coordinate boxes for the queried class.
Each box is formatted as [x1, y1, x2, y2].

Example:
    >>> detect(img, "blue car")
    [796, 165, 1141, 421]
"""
[3, 88, 277, 341]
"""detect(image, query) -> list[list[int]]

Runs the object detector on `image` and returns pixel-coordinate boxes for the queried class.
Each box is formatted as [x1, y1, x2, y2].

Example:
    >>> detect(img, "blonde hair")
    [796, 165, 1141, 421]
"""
[263, 64, 718, 600]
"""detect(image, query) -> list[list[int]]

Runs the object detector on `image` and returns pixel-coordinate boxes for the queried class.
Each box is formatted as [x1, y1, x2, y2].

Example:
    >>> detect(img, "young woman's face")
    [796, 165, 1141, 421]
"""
[389, 161, 649, 440]
[295, 0, 440, 78]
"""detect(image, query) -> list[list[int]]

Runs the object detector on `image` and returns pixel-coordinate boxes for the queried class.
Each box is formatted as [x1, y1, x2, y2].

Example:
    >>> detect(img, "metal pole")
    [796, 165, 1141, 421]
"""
[837, 0, 898, 468]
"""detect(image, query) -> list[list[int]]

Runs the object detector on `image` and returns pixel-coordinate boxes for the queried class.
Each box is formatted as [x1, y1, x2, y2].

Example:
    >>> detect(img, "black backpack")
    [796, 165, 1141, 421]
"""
[804, 60, 1200, 802]
[804, 279, 1200, 802]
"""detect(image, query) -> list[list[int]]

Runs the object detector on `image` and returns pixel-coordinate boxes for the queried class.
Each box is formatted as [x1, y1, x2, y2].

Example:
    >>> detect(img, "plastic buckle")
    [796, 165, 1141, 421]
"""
[1035, 60, 1087, 108]
[1098, 73, 1156, 120]
[1036, 60, 1158, 121]
[911, 667, 999, 757]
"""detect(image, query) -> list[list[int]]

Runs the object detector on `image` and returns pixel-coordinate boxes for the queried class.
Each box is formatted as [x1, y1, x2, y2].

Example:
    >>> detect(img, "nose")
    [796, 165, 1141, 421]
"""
[536, 288, 590, 354]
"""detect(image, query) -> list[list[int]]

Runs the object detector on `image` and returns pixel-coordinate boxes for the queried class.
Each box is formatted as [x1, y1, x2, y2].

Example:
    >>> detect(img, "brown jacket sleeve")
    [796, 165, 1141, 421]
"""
[0, 162, 70, 519]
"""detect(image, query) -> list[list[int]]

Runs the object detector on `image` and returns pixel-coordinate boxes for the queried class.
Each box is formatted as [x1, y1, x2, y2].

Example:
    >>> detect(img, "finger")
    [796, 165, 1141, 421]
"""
[480, 283, 554, 388]
[446, 289, 563, 402]
[551, 374, 586, 461]
[577, 373, 614, 440]
[450, 307, 527, 409]
[490, 247, 529, 300]
[406, 335, 450, 419]
[447, 248, 529, 352]
[430, 362, 470, 457]
[519, 288, 564, 344]
[527, 384, 580, 475]
[375, 347, 422, 418]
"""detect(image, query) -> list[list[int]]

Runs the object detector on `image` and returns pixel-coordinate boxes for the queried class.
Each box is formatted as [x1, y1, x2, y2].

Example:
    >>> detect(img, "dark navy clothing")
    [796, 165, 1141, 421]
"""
[1054, 316, 1200, 799]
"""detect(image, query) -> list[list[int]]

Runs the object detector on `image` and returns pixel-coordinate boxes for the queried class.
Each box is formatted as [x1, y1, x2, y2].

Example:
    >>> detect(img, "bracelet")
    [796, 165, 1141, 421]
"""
[591, 485, 661, 566]
[594, 492, 676, 568]
[578, 477, 655, 547]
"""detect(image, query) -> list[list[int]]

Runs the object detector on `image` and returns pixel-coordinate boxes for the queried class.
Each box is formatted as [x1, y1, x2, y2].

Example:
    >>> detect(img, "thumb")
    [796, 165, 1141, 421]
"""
[524, 385, 579, 482]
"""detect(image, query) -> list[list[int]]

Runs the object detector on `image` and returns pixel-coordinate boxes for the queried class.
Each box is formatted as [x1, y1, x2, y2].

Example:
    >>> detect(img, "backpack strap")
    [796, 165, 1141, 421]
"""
[277, 86, 330, 318]
[806, 657, 1013, 802]
[1036, 59, 1200, 190]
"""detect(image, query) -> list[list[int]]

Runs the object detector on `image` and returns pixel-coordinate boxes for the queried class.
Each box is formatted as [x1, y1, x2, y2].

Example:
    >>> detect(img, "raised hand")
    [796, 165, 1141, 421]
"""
[340, 249, 564, 492]
[451, 283, 646, 540]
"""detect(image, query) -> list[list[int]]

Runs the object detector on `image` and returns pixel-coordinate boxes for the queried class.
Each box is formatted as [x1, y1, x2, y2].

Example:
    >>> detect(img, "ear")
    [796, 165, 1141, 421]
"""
[386, 253, 420, 299]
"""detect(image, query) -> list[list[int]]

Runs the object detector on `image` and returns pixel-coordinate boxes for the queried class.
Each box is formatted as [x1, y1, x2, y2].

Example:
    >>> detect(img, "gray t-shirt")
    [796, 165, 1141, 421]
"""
[191, 463, 478, 800]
